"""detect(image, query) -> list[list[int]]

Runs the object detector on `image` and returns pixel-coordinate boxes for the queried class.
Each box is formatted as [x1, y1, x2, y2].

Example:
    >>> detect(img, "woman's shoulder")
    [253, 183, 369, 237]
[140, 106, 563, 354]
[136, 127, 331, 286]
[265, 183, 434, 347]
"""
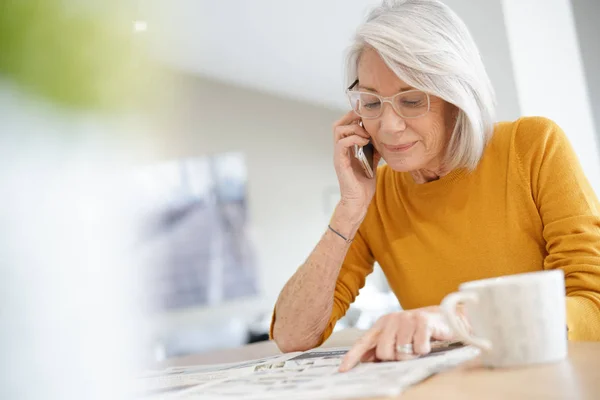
[490, 116, 568, 159]
[494, 115, 562, 140]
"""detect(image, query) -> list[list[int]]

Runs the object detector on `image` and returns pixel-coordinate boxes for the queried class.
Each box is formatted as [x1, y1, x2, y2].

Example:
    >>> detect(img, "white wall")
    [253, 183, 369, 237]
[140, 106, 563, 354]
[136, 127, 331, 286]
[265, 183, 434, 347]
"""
[502, 0, 600, 193]
[572, 0, 600, 141]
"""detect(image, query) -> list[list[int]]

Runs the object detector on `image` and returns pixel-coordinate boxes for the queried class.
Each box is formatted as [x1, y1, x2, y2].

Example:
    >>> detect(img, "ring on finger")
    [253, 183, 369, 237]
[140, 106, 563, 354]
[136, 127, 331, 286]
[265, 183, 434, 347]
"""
[395, 343, 414, 355]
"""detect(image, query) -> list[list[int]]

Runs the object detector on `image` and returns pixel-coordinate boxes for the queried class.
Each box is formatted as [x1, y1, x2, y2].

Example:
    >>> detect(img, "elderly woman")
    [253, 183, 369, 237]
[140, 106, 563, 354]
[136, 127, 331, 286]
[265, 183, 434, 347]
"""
[271, 0, 600, 369]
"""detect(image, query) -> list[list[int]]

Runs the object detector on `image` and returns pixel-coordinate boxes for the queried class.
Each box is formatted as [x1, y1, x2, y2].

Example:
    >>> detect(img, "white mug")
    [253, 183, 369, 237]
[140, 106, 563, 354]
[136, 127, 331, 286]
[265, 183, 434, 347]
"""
[440, 270, 567, 368]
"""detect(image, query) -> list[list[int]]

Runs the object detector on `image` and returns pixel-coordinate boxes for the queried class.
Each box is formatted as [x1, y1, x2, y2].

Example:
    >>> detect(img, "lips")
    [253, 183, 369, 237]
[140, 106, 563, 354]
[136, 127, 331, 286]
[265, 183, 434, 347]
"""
[383, 142, 417, 152]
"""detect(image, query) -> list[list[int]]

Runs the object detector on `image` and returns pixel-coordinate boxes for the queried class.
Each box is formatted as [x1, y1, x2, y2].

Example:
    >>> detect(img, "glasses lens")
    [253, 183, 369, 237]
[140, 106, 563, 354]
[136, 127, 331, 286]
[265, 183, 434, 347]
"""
[394, 91, 429, 118]
[348, 92, 382, 118]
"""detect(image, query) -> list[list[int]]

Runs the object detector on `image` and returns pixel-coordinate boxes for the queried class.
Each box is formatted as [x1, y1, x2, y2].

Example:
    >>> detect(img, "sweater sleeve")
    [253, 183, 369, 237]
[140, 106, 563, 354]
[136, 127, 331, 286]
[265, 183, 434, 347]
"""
[516, 117, 600, 340]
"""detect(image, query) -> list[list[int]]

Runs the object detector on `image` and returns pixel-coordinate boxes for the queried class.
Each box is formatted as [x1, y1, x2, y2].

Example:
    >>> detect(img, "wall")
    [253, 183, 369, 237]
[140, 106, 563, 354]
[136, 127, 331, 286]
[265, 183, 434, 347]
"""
[502, 0, 600, 193]
[572, 0, 600, 141]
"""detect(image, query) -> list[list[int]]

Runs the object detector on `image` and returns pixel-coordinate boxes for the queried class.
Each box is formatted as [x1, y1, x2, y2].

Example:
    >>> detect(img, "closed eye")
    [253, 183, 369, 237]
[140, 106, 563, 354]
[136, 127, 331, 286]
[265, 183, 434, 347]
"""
[400, 99, 425, 107]
[364, 101, 381, 109]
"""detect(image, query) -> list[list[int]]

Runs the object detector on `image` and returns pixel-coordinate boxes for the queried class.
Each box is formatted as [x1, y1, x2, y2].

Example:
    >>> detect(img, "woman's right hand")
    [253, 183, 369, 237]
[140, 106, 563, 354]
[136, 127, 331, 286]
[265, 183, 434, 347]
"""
[332, 111, 382, 222]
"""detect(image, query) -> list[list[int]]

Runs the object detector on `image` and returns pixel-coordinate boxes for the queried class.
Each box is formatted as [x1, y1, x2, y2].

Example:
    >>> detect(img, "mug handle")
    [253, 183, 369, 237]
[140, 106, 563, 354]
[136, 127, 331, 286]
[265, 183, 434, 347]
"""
[440, 291, 493, 351]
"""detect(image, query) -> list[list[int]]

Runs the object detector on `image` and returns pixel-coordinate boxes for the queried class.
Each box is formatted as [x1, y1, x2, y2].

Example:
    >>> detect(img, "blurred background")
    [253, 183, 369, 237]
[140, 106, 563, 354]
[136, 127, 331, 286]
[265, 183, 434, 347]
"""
[1, 0, 599, 398]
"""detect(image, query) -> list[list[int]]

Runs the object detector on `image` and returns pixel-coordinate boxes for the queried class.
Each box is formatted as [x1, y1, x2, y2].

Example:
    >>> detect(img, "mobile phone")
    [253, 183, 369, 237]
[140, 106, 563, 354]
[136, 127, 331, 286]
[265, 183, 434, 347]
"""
[354, 142, 375, 178]
[353, 120, 375, 178]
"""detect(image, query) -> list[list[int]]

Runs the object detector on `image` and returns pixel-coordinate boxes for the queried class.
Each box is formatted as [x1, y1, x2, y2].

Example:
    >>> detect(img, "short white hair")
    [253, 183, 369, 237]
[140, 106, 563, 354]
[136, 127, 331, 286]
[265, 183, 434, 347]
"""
[346, 0, 496, 170]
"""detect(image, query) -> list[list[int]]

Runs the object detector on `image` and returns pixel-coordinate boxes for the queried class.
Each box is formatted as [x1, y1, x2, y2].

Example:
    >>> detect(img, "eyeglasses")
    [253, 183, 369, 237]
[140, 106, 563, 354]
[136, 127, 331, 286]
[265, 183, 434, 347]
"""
[346, 79, 430, 119]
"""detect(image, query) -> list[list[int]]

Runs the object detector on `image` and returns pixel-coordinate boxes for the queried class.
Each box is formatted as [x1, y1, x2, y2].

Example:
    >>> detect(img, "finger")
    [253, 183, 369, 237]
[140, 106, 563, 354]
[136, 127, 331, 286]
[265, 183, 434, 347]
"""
[412, 314, 433, 355]
[338, 328, 381, 372]
[375, 323, 399, 361]
[394, 315, 417, 361]
[360, 348, 377, 363]
[431, 317, 455, 342]
[334, 123, 370, 141]
[335, 135, 370, 158]
[333, 110, 361, 130]
[339, 328, 380, 372]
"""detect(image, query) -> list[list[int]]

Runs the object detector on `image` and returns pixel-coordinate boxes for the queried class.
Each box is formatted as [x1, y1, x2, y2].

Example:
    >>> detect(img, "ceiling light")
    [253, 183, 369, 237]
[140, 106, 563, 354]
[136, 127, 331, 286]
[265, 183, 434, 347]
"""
[133, 20, 147, 32]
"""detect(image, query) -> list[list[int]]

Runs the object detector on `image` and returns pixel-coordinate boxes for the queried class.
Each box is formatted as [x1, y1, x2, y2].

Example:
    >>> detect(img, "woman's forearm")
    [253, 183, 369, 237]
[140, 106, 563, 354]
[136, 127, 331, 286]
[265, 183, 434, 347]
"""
[272, 206, 364, 352]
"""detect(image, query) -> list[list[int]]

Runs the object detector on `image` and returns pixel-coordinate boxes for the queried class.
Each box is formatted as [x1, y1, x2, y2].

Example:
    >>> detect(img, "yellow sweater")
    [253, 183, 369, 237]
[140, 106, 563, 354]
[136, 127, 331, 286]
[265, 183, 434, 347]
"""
[319, 117, 600, 343]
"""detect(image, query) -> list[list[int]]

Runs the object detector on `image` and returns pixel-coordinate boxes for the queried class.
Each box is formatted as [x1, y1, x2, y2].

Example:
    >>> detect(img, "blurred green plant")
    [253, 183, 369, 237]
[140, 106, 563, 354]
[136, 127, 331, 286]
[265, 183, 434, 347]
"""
[0, 0, 152, 111]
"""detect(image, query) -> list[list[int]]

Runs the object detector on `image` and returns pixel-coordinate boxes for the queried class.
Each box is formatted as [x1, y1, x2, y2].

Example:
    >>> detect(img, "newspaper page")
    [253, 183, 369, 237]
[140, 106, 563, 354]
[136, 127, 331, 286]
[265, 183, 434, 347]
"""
[136, 353, 302, 398]
[157, 342, 480, 400]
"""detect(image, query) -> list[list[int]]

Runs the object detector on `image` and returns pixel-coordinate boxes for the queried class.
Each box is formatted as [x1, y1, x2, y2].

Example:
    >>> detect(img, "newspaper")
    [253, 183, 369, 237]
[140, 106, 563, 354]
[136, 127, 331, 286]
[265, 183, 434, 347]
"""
[138, 342, 480, 399]
[135, 354, 298, 398]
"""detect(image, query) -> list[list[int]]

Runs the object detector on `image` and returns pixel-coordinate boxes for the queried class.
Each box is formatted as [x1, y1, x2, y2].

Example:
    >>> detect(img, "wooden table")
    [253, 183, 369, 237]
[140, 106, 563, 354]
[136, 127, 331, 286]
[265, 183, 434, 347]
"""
[165, 329, 600, 399]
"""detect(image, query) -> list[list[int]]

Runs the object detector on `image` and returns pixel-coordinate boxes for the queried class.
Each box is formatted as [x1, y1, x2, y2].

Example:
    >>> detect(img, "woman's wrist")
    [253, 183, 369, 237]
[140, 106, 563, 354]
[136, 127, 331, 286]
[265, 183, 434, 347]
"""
[330, 203, 366, 240]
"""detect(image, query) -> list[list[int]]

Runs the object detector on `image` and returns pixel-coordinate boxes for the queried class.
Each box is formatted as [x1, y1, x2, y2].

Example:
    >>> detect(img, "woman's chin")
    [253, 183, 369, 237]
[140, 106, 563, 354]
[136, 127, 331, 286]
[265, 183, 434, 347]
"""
[383, 156, 421, 173]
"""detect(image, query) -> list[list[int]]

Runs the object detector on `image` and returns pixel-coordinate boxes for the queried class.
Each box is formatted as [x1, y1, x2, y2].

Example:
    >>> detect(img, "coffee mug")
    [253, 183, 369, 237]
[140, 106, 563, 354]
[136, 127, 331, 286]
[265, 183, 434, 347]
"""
[440, 270, 567, 368]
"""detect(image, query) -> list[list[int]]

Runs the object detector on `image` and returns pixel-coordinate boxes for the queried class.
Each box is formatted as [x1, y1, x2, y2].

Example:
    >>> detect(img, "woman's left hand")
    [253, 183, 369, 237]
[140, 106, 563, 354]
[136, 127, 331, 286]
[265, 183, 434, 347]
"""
[338, 306, 469, 372]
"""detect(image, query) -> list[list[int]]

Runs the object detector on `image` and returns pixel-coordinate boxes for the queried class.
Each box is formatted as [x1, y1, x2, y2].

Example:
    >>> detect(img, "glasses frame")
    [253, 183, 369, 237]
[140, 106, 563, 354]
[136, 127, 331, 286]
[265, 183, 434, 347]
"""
[345, 79, 431, 120]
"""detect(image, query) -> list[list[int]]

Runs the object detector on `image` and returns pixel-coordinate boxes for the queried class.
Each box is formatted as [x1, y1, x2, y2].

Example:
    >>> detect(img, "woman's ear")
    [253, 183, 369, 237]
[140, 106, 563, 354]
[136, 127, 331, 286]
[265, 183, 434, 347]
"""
[445, 103, 460, 134]
[450, 103, 460, 121]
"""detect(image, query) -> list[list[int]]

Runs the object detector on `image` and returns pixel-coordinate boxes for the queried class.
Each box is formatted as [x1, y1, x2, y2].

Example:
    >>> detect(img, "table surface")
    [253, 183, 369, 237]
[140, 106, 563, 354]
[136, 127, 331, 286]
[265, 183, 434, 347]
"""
[165, 329, 600, 399]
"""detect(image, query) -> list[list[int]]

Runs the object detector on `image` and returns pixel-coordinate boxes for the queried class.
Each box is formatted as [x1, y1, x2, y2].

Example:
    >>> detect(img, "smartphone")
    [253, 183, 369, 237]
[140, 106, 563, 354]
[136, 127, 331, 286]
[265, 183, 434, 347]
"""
[353, 120, 375, 178]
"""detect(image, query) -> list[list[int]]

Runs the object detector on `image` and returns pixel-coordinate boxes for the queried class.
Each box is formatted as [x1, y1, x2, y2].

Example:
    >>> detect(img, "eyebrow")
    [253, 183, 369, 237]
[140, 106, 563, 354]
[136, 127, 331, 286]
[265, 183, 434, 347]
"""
[359, 84, 414, 93]
[347, 79, 413, 93]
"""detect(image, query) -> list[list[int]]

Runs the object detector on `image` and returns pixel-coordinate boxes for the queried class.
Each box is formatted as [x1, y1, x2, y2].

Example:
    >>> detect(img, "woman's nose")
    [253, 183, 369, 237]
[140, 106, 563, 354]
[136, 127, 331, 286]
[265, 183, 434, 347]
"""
[379, 101, 407, 132]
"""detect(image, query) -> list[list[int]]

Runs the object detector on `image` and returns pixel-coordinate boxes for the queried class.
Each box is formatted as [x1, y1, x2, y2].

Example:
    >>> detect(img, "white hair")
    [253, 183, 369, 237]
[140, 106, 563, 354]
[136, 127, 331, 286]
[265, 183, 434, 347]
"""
[346, 0, 496, 170]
